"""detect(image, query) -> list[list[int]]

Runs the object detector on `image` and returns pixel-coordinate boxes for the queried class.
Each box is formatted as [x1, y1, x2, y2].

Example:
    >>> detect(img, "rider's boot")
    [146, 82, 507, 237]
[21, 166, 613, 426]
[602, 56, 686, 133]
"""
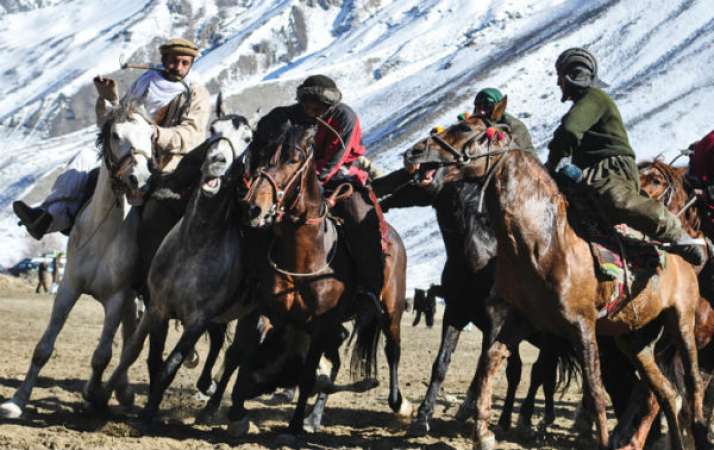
[667, 231, 707, 266]
[13, 201, 52, 241]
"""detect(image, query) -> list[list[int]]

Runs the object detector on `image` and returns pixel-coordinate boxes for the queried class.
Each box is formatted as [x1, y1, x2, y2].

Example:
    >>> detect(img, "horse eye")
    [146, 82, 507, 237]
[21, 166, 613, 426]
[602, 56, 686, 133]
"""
[111, 131, 120, 140]
[210, 127, 215, 135]
[244, 136, 251, 143]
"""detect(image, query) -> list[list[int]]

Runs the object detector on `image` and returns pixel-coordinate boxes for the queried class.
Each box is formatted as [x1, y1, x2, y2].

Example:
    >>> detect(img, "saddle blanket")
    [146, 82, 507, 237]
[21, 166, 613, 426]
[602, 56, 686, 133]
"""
[589, 224, 666, 318]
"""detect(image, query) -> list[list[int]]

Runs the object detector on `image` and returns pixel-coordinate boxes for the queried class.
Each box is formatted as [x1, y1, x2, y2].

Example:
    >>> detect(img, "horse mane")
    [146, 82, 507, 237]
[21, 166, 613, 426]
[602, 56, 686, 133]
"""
[639, 158, 702, 235]
[96, 99, 154, 159]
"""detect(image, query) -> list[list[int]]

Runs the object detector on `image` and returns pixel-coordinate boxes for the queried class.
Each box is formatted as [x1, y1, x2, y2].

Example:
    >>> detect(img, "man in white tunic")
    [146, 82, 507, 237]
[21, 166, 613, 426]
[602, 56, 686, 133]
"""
[13, 38, 210, 239]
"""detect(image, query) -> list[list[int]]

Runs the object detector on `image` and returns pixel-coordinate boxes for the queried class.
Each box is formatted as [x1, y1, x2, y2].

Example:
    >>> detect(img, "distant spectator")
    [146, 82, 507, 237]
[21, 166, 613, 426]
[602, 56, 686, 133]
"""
[36, 262, 49, 294]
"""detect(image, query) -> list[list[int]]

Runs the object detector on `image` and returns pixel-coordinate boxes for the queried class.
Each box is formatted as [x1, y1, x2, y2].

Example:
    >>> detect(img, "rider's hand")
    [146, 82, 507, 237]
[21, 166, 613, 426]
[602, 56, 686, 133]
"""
[93, 76, 118, 102]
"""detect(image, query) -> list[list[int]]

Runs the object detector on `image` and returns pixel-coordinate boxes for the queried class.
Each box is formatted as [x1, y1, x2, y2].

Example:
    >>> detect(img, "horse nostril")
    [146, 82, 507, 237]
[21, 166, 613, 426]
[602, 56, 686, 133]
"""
[128, 175, 139, 187]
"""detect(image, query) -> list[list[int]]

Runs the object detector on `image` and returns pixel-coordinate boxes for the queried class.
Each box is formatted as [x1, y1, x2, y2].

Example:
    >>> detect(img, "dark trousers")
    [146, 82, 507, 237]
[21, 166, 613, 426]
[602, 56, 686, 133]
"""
[329, 181, 385, 295]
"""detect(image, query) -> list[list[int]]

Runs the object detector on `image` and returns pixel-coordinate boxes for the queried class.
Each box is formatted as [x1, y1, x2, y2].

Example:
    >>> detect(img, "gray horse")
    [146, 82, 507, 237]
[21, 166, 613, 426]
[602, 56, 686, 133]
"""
[0, 100, 154, 419]
[93, 113, 253, 420]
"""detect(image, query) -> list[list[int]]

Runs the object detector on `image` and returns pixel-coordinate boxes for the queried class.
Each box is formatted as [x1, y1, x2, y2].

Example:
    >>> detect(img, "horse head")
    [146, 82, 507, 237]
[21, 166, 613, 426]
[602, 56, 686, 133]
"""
[240, 125, 317, 228]
[402, 115, 512, 193]
[200, 97, 253, 196]
[97, 99, 155, 205]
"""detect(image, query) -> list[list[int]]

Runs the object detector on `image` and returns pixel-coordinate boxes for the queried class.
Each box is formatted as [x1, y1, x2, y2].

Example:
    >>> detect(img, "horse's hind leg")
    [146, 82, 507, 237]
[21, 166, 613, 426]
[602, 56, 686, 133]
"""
[0, 282, 81, 418]
[667, 308, 708, 449]
[304, 327, 347, 433]
[384, 316, 412, 418]
[83, 291, 130, 406]
[114, 296, 138, 408]
[615, 333, 686, 450]
[196, 322, 226, 397]
[498, 344, 522, 431]
[518, 352, 545, 430]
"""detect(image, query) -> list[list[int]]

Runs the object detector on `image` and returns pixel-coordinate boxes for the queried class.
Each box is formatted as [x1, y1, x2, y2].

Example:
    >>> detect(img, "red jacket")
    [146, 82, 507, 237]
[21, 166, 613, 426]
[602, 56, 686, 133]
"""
[313, 103, 367, 185]
[690, 130, 714, 182]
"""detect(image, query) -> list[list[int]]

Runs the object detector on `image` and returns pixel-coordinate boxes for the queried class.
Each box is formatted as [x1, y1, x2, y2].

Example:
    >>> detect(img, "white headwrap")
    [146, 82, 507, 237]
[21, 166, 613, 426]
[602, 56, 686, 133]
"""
[127, 70, 192, 117]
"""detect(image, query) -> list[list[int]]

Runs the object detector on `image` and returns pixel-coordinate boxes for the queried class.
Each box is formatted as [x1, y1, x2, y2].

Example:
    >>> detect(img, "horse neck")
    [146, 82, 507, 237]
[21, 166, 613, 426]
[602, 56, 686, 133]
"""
[434, 182, 497, 267]
[273, 171, 331, 271]
[85, 163, 129, 222]
[181, 181, 234, 244]
[485, 150, 568, 260]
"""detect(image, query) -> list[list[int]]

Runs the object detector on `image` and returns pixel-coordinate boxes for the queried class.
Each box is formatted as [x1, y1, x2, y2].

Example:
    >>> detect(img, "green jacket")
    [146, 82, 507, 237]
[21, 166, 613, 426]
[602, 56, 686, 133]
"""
[547, 87, 634, 168]
[502, 112, 534, 152]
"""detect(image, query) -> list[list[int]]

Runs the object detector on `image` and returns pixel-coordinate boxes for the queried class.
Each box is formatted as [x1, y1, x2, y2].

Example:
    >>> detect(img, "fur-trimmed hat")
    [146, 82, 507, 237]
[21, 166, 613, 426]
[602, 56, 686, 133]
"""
[296, 75, 342, 106]
[159, 38, 199, 58]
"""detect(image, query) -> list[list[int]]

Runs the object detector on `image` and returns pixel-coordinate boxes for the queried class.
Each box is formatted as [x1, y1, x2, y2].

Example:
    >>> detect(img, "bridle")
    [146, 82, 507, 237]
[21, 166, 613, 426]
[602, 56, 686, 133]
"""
[413, 120, 515, 212]
[243, 144, 327, 225]
[102, 140, 152, 196]
[643, 161, 676, 207]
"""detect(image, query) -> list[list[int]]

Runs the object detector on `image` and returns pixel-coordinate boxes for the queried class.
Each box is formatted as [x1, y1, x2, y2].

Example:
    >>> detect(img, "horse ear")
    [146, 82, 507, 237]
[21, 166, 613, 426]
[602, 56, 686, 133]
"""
[216, 91, 225, 118]
[491, 95, 507, 122]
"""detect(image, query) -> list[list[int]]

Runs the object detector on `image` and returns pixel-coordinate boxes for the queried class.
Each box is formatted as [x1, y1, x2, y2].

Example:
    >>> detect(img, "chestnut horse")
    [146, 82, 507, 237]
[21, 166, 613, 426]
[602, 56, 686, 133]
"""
[403, 114, 707, 450]
[609, 159, 714, 450]
[230, 125, 411, 439]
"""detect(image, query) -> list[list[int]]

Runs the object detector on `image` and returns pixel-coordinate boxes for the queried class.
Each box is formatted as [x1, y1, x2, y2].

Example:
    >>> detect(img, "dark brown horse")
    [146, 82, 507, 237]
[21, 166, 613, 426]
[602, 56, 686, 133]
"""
[403, 114, 707, 450]
[228, 124, 411, 441]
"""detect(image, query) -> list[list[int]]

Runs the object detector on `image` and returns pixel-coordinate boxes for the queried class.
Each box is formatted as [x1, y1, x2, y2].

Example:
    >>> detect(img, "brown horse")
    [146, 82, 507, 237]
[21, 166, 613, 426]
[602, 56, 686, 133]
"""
[403, 114, 707, 450]
[608, 160, 714, 450]
[230, 124, 411, 440]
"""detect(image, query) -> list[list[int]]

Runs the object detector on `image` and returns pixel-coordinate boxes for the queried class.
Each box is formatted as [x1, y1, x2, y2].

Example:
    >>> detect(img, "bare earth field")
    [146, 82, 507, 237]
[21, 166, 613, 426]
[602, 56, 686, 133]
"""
[0, 293, 613, 449]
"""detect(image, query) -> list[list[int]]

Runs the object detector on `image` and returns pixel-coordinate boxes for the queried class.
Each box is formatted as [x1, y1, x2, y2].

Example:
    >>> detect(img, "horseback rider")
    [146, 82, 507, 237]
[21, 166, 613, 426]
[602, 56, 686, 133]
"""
[13, 38, 210, 240]
[546, 47, 705, 266]
[374, 87, 534, 204]
[688, 130, 714, 237]
[249, 74, 386, 316]
[472, 87, 534, 152]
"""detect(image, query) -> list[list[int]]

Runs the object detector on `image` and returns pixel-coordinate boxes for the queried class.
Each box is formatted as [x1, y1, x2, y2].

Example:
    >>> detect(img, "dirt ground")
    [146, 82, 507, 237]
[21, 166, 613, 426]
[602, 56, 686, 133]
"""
[0, 293, 625, 449]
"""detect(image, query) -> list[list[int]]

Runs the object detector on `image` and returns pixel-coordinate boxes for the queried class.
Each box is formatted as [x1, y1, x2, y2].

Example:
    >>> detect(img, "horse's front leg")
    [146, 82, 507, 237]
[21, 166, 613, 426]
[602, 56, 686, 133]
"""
[472, 313, 530, 450]
[196, 322, 226, 398]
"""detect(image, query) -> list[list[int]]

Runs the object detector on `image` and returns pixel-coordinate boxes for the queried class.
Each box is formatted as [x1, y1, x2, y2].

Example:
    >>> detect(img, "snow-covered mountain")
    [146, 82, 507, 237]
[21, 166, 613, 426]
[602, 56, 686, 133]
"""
[1, 0, 713, 289]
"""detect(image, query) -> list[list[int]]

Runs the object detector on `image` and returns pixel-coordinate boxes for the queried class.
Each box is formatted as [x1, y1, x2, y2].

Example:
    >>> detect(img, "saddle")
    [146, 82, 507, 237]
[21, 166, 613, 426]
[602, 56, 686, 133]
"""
[562, 182, 665, 318]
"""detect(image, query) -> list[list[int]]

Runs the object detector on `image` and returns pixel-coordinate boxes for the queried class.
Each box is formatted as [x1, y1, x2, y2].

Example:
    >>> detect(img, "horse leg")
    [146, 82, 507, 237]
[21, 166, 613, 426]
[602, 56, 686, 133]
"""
[541, 347, 558, 429]
[409, 319, 461, 436]
[472, 313, 530, 450]
[667, 309, 708, 450]
[114, 296, 138, 408]
[82, 292, 128, 406]
[286, 340, 324, 437]
[305, 328, 346, 433]
[615, 334, 685, 450]
[498, 344, 522, 431]
[91, 303, 153, 409]
[518, 352, 544, 430]
[384, 311, 412, 419]
[225, 314, 263, 436]
[141, 319, 207, 420]
[196, 322, 226, 398]
[0, 282, 81, 418]
[574, 320, 610, 450]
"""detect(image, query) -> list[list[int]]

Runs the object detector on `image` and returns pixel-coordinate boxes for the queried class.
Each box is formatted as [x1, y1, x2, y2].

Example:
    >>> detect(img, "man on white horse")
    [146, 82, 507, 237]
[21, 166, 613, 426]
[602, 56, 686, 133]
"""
[13, 38, 211, 240]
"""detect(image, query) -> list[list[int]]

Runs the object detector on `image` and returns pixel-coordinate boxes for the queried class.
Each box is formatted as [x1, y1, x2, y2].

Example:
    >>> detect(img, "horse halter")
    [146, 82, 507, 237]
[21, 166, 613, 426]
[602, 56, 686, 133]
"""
[102, 143, 152, 195]
[645, 162, 676, 207]
[244, 145, 325, 224]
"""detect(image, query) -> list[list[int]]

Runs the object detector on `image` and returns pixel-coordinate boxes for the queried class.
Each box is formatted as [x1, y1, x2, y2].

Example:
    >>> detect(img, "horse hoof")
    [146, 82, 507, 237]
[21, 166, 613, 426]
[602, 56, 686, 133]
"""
[116, 386, 135, 408]
[497, 416, 511, 432]
[195, 407, 221, 425]
[406, 419, 430, 437]
[183, 350, 200, 369]
[0, 401, 22, 419]
[473, 432, 497, 450]
[397, 398, 414, 418]
[455, 400, 475, 423]
[273, 433, 299, 448]
[227, 417, 251, 437]
[267, 389, 296, 405]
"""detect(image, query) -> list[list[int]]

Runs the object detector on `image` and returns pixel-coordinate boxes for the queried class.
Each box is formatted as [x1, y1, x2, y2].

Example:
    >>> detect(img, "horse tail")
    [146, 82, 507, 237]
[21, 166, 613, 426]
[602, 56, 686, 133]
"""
[349, 314, 381, 383]
[551, 335, 582, 393]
